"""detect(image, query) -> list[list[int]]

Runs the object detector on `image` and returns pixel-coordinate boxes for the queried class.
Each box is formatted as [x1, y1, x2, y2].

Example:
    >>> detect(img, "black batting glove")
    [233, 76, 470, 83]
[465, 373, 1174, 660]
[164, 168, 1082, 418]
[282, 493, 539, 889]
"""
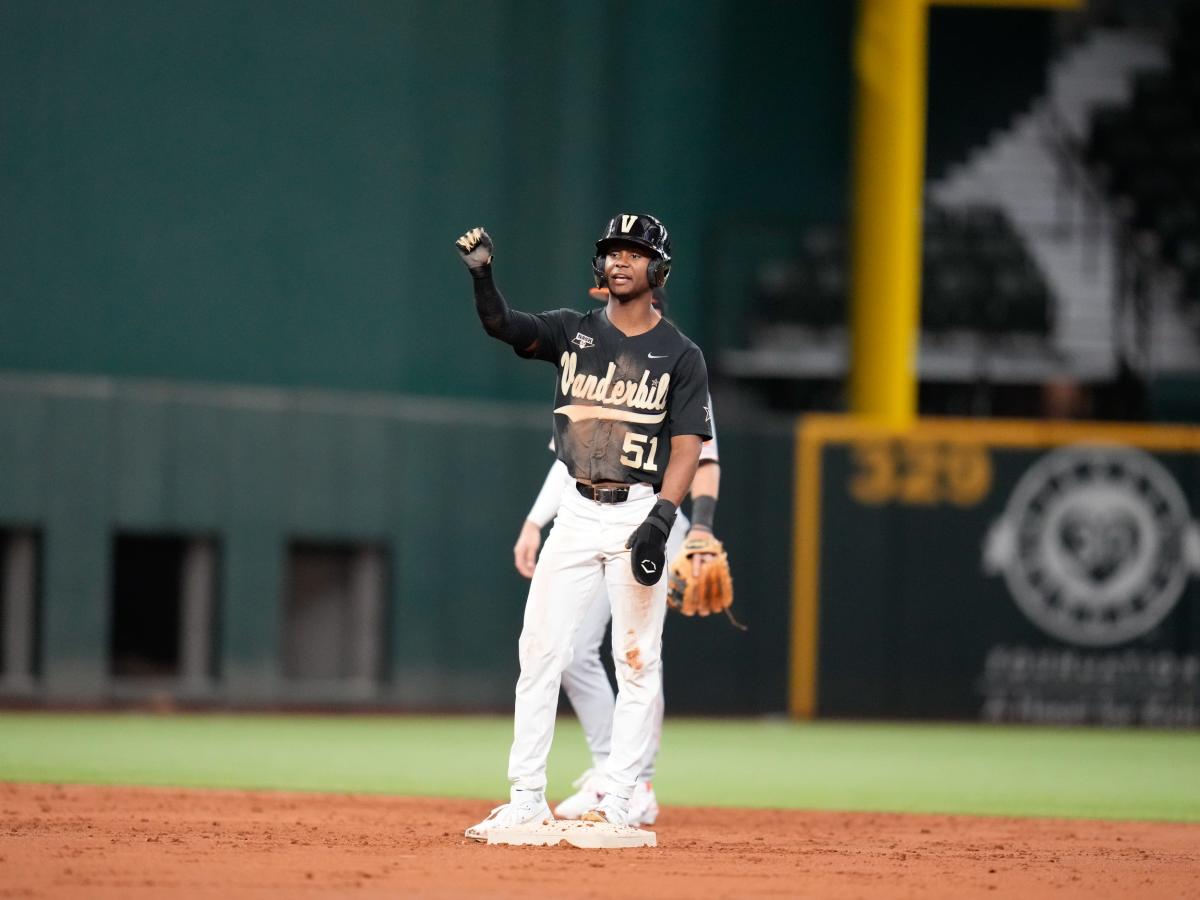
[454, 226, 494, 272]
[626, 498, 677, 586]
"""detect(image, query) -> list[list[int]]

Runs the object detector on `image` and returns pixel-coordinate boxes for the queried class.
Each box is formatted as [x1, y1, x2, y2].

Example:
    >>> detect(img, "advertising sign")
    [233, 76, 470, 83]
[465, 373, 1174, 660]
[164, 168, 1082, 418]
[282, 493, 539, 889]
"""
[792, 417, 1200, 726]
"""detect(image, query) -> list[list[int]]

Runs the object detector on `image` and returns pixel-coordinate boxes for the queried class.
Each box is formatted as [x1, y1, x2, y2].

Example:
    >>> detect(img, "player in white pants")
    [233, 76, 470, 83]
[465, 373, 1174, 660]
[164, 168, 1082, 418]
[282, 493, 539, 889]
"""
[513, 433, 719, 825]
[457, 215, 712, 838]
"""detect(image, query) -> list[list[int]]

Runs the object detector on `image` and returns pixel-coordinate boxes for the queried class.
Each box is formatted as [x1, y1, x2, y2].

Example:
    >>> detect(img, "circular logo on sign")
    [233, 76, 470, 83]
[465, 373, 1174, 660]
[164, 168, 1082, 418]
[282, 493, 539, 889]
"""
[983, 445, 1200, 647]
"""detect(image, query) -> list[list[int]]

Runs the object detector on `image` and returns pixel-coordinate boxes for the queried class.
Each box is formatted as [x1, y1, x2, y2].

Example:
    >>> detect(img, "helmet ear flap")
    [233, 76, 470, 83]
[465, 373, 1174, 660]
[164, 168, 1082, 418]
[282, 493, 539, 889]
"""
[646, 258, 671, 288]
[592, 255, 607, 287]
[645, 258, 660, 288]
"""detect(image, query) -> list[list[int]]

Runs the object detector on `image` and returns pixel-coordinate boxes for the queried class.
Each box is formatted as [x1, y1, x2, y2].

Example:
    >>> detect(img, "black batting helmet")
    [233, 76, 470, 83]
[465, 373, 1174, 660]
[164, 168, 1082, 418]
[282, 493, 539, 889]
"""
[592, 213, 672, 289]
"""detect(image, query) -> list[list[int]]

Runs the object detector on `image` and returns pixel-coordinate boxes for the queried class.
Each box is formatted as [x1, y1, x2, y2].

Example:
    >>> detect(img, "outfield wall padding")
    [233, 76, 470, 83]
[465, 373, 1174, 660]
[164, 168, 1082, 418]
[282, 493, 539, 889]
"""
[0, 375, 791, 713]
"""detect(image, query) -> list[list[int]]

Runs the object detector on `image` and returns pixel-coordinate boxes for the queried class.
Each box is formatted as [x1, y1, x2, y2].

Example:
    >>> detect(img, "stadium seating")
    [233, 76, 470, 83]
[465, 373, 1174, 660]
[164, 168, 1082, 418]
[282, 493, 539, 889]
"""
[1085, 4, 1200, 321]
[753, 204, 1051, 337]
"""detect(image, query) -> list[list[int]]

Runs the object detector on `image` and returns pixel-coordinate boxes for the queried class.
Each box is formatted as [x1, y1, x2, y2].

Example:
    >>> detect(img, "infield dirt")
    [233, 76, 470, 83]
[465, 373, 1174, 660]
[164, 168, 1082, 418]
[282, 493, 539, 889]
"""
[1, 782, 1196, 899]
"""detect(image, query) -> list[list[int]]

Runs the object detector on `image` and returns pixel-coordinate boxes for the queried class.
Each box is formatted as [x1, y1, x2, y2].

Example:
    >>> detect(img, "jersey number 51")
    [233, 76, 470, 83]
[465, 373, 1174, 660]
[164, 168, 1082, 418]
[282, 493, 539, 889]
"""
[621, 433, 660, 473]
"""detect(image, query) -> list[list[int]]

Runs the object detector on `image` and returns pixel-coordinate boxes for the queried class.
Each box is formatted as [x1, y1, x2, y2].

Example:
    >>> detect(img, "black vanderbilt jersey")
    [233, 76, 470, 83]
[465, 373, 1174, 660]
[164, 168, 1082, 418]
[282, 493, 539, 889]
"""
[519, 308, 712, 486]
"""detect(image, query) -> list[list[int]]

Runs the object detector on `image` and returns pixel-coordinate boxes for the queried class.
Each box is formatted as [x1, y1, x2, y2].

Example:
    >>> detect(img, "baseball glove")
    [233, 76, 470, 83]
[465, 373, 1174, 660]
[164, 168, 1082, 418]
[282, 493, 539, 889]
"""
[667, 535, 734, 618]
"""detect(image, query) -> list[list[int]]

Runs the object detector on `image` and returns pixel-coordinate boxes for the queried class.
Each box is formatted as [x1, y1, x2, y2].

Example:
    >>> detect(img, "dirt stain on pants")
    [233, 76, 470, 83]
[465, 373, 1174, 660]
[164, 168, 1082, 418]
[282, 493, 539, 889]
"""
[623, 628, 643, 671]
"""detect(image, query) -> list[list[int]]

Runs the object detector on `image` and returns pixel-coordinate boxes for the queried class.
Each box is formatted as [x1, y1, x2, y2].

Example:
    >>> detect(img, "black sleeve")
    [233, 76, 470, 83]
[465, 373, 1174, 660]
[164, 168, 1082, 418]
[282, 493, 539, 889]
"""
[515, 309, 575, 363]
[668, 347, 713, 441]
[471, 265, 541, 354]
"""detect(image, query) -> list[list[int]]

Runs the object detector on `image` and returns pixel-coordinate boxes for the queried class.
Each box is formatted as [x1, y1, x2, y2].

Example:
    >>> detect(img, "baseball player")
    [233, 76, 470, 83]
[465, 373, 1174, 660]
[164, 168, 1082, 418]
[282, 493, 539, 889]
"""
[456, 213, 712, 838]
[513, 291, 722, 827]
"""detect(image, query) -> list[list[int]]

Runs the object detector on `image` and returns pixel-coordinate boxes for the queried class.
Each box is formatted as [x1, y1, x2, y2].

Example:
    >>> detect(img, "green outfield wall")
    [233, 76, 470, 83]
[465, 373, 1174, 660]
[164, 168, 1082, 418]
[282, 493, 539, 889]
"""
[7, 386, 1198, 726]
[0, 374, 792, 712]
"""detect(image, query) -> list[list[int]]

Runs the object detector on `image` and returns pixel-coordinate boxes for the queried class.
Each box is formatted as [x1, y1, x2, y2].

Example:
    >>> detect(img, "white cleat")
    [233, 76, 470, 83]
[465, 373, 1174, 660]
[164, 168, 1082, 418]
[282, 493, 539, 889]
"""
[580, 793, 633, 827]
[465, 791, 553, 842]
[628, 780, 659, 826]
[553, 768, 606, 820]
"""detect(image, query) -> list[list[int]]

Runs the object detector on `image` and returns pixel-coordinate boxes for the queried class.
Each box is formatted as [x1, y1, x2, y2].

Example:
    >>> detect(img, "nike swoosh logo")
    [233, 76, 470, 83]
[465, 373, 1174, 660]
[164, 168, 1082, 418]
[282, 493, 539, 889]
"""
[647, 353, 669, 359]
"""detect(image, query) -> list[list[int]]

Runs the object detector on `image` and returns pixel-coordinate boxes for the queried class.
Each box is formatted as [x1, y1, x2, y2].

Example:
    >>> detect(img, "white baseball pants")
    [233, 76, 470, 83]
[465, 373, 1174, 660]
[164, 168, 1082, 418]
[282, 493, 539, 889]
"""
[507, 482, 668, 802]
[559, 512, 688, 781]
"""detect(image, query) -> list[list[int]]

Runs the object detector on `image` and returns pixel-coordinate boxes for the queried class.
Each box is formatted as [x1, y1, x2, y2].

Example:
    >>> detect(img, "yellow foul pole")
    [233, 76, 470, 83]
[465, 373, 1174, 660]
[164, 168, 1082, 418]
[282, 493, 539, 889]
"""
[847, 0, 1083, 427]
[848, 0, 928, 428]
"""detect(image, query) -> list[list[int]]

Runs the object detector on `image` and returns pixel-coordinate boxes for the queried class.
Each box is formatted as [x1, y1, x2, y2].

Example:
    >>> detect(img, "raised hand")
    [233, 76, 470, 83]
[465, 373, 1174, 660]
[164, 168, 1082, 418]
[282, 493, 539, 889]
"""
[455, 227, 494, 270]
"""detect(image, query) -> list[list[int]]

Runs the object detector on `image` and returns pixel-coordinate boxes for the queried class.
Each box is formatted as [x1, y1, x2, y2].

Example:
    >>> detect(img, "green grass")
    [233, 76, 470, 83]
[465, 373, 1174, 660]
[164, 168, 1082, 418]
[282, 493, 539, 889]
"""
[0, 713, 1197, 822]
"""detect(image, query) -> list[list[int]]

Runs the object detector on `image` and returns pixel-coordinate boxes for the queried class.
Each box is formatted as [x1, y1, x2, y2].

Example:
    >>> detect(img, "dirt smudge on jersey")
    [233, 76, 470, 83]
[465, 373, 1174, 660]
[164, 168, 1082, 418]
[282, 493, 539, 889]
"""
[559, 419, 598, 481]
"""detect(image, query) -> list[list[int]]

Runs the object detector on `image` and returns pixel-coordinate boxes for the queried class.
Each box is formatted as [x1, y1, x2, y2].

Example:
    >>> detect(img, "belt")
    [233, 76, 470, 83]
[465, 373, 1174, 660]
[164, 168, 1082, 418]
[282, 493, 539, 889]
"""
[576, 482, 630, 504]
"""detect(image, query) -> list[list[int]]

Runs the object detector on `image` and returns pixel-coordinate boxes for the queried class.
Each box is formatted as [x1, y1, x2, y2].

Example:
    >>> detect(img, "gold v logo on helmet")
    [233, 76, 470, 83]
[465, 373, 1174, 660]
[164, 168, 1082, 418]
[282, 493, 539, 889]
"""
[620, 215, 638, 232]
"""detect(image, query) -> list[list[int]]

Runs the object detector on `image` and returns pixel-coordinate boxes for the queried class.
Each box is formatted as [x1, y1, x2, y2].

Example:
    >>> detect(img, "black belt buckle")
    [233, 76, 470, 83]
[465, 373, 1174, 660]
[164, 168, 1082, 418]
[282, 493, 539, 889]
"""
[577, 482, 630, 504]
